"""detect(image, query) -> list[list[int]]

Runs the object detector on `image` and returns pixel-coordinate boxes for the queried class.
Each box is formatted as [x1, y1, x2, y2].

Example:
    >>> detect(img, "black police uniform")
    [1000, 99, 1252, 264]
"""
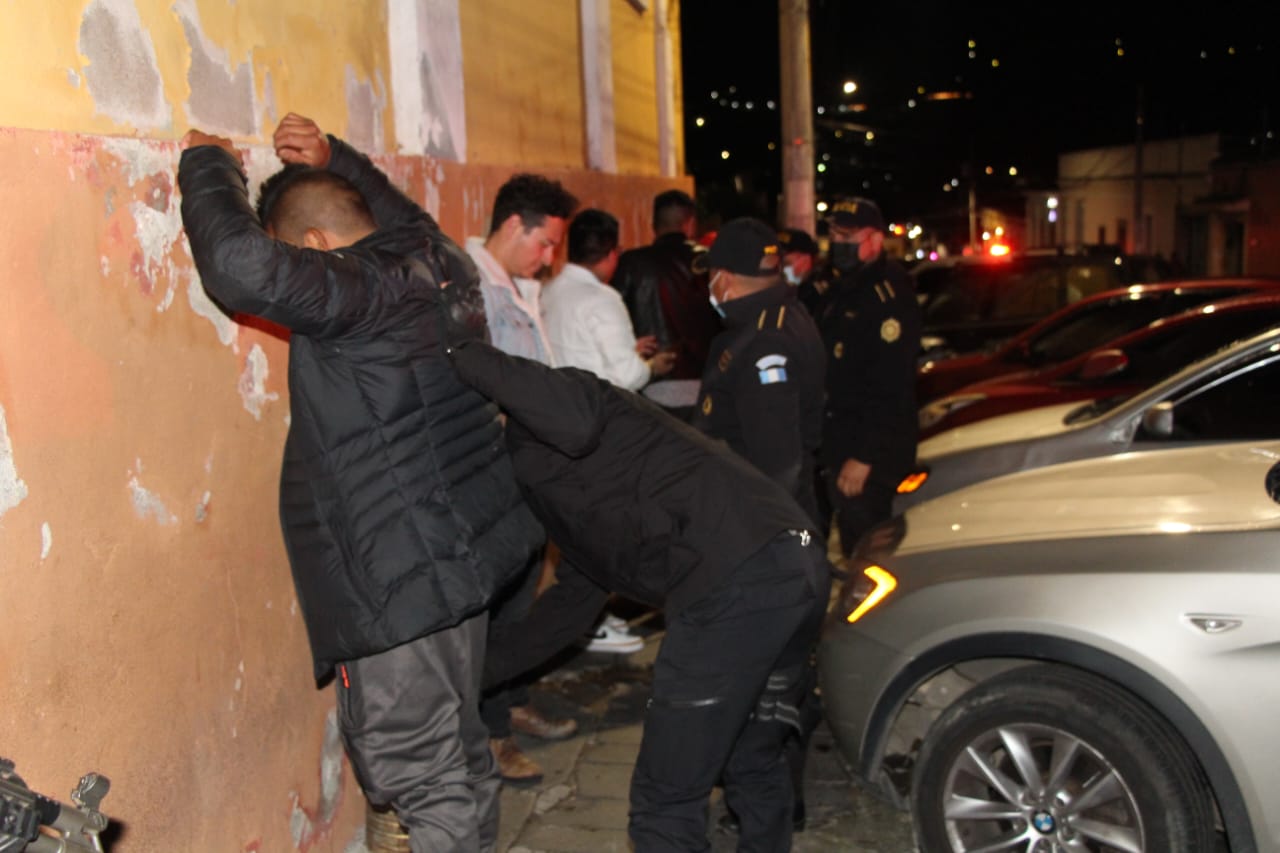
[692, 285, 826, 525]
[796, 262, 836, 323]
[817, 252, 921, 557]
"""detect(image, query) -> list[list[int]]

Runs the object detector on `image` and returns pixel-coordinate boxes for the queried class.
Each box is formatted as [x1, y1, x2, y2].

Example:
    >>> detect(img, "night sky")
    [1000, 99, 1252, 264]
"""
[679, 1, 1279, 245]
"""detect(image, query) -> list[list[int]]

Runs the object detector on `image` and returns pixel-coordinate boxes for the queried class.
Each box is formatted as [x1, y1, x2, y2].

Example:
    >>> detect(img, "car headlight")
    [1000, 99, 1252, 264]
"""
[919, 393, 986, 429]
[836, 563, 898, 624]
[897, 468, 929, 494]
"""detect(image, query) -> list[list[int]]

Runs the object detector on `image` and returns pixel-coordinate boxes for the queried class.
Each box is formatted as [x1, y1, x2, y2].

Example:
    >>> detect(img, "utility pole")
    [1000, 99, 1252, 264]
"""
[1132, 83, 1145, 255]
[778, 0, 815, 234]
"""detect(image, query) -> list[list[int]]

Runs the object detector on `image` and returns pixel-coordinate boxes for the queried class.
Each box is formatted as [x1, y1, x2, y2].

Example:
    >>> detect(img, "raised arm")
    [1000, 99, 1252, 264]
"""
[273, 112, 437, 233]
[178, 131, 381, 336]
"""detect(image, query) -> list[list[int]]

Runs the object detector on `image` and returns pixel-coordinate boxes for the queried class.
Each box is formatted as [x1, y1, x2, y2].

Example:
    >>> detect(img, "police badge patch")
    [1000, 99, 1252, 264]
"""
[755, 354, 788, 384]
[881, 317, 901, 343]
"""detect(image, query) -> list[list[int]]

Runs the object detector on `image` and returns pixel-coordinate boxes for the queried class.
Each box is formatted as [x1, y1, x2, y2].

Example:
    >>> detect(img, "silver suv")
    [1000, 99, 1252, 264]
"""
[819, 439, 1280, 851]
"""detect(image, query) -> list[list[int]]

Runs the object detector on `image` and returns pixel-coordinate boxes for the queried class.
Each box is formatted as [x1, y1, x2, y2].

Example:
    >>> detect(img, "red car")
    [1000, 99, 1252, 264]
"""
[917, 277, 1280, 404]
[919, 291, 1280, 440]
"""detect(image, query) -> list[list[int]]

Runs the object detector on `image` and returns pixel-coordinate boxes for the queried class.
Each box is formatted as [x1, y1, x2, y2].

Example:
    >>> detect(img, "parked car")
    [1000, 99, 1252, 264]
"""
[917, 291, 1280, 441]
[898, 325, 1280, 513]
[912, 248, 1175, 360]
[819, 439, 1280, 852]
[916, 277, 1280, 404]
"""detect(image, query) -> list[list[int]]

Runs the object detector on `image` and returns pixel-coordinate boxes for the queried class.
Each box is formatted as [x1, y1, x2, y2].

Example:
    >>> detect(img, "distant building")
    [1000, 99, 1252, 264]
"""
[1026, 134, 1280, 277]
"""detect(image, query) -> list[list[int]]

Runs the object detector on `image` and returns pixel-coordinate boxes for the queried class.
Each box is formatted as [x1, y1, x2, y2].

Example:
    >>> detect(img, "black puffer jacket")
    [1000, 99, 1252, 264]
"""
[449, 341, 814, 615]
[179, 139, 542, 681]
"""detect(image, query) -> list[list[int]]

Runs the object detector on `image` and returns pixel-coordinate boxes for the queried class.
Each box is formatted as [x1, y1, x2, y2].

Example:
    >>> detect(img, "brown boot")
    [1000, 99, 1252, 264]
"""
[489, 736, 543, 787]
[510, 703, 579, 740]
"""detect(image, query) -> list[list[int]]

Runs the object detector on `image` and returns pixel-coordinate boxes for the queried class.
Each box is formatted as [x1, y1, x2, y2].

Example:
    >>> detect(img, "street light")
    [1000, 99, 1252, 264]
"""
[843, 80, 857, 94]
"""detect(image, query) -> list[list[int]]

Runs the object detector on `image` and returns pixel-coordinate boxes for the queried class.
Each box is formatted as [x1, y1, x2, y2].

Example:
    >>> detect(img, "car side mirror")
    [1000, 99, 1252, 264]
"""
[1078, 348, 1129, 381]
[1141, 401, 1175, 438]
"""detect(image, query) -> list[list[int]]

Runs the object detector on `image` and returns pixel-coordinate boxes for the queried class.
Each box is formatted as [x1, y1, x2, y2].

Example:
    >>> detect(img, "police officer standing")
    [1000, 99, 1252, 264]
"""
[819, 198, 921, 559]
[693, 218, 826, 525]
[692, 217, 828, 836]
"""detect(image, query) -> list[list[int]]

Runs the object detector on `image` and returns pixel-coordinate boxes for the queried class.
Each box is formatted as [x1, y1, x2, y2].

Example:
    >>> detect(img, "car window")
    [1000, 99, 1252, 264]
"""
[1063, 263, 1120, 301]
[988, 265, 1062, 321]
[1161, 354, 1280, 441]
[1118, 310, 1280, 386]
[1025, 290, 1248, 365]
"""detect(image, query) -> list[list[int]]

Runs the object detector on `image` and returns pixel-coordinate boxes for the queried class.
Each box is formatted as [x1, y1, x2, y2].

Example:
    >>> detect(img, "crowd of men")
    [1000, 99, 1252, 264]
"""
[176, 113, 921, 853]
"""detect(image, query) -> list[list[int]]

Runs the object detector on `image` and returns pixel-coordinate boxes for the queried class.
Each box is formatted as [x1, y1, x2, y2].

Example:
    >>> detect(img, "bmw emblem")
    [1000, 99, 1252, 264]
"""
[1032, 811, 1056, 834]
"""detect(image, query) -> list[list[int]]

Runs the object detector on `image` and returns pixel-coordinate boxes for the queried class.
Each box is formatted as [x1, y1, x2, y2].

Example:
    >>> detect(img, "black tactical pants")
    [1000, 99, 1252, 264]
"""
[336, 612, 498, 853]
[629, 532, 831, 853]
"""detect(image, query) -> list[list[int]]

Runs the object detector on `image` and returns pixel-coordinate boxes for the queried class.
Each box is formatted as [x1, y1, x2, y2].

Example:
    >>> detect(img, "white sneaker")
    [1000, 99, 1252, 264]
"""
[602, 613, 631, 633]
[584, 620, 645, 654]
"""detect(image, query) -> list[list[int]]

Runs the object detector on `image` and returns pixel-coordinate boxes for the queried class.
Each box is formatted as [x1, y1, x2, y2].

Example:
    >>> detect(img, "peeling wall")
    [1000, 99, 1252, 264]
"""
[0, 3, 690, 850]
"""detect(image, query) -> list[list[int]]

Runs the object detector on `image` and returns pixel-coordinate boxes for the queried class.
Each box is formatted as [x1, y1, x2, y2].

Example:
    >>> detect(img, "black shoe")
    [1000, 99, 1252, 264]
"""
[715, 801, 806, 834]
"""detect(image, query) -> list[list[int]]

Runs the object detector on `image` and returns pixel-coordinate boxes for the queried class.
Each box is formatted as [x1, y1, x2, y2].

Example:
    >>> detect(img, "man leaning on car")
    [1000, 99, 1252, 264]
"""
[817, 198, 922, 558]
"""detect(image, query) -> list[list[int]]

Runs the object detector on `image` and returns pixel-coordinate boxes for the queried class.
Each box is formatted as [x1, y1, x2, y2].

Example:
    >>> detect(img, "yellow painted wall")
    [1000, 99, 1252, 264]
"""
[458, 0, 585, 169]
[0, 1, 392, 147]
[0, 2, 691, 849]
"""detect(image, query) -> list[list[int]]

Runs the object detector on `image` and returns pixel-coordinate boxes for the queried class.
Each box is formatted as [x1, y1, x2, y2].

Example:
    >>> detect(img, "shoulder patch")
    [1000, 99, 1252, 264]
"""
[881, 317, 901, 343]
[756, 353, 789, 384]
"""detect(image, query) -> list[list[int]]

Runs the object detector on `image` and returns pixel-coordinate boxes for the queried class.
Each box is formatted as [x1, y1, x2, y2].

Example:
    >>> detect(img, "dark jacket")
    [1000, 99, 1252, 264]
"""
[178, 138, 542, 681]
[691, 285, 826, 524]
[611, 232, 721, 379]
[448, 341, 814, 616]
[817, 254, 922, 486]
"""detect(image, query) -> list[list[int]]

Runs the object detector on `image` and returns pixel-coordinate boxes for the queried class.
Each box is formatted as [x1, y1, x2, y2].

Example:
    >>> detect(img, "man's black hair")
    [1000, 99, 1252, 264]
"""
[488, 173, 578, 235]
[567, 208, 619, 266]
[652, 189, 696, 233]
[255, 165, 375, 245]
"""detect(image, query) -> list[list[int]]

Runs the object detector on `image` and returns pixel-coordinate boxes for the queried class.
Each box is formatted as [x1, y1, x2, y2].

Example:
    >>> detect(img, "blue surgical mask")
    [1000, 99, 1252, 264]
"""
[708, 272, 726, 317]
[783, 265, 803, 286]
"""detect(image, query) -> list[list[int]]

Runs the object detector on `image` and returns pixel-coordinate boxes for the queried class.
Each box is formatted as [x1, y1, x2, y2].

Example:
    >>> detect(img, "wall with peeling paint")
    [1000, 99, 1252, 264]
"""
[0, 2, 691, 851]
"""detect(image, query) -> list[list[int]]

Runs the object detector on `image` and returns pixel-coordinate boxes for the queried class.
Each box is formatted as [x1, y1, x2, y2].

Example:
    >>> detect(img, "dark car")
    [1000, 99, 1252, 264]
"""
[918, 291, 1280, 439]
[913, 249, 1175, 360]
[917, 277, 1280, 403]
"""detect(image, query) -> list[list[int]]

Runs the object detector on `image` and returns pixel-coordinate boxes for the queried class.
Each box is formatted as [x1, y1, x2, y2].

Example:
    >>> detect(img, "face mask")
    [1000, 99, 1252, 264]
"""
[831, 241, 863, 272]
[708, 272, 726, 317]
[783, 265, 803, 286]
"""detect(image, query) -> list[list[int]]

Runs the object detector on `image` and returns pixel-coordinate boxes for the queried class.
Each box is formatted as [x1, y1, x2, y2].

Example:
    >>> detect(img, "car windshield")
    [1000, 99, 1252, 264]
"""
[1023, 288, 1247, 365]
[917, 257, 1125, 328]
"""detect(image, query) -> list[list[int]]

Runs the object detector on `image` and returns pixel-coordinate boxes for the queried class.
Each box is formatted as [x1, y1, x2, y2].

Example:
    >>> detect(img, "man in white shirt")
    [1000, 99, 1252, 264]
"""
[465, 173, 575, 365]
[466, 173, 579, 787]
[543, 209, 675, 390]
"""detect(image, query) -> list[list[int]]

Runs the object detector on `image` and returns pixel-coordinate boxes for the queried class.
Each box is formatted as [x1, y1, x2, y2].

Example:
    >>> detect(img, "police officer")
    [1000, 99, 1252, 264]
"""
[777, 226, 834, 322]
[693, 217, 826, 525]
[692, 217, 827, 835]
[819, 198, 921, 559]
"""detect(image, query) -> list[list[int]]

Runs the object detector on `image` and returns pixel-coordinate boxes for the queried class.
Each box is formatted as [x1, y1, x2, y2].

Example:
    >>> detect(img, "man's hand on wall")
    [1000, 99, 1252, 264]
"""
[181, 129, 243, 169]
[273, 113, 331, 168]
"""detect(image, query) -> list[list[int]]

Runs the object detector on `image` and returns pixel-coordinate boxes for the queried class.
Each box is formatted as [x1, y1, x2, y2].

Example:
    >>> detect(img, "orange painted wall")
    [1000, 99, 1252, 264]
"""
[0, 1, 691, 851]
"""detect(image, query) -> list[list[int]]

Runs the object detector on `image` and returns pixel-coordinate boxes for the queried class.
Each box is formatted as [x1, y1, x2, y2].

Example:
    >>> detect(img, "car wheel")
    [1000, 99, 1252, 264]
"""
[912, 664, 1215, 852]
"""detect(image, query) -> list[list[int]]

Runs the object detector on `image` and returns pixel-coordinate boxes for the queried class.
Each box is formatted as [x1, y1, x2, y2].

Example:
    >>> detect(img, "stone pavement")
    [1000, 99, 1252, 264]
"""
[494, 624, 918, 853]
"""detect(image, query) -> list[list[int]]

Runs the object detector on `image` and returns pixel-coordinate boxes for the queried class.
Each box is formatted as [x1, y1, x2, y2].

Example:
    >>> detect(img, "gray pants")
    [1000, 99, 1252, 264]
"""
[336, 612, 499, 853]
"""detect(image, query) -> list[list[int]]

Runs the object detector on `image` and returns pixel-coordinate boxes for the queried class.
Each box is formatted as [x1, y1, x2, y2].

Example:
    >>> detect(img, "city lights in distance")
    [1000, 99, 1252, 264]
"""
[695, 117, 705, 127]
[991, 58, 1000, 68]
[1008, 166, 1018, 176]
[989, 243, 1011, 256]
[843, 80, 857, 94]
[816, 201, 829, 212]
[1046, 196, 1059, 209]
[985, 166, 993, 175]
[994, 226, 1004, 236]
[817, 163, 827, 173]
[950, 178, 959, 187]
[720, 150, 730, 160]
[865, 131, 875, 142]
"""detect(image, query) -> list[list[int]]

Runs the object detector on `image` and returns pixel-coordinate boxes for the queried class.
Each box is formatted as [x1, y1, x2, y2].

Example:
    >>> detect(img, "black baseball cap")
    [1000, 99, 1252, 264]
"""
[827, 198, 885, 231]
[706, 217, 782, 277]
[777, 227, 819, 256]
